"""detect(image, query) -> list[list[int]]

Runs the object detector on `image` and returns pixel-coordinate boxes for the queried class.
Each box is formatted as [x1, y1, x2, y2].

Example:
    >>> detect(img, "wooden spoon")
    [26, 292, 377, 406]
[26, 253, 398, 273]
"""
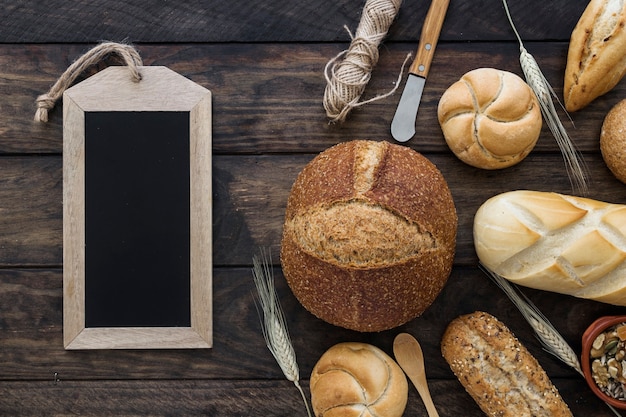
[393, 332, 439, 417]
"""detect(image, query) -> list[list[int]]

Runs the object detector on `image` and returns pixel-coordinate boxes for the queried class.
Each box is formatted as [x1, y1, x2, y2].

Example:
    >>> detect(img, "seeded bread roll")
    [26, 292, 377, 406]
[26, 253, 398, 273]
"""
[474, 190, 626, 306]
[310, 342, 408, 417]
[564, 0, 626, 112]
[441, 311, 573, 417]
[280, 140, 457, 332]
[600, 99, 626, 183]
[438, 68, 542, 169]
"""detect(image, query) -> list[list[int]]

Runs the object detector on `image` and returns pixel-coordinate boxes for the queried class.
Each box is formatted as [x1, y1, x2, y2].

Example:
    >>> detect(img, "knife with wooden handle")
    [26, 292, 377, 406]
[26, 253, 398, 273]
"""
[391, 0, 450, 142]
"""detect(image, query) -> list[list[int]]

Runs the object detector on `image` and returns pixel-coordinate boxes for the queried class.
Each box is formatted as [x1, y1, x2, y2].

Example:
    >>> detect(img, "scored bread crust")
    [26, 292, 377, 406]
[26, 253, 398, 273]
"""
[441, 311, 573, 417]
[564, 0, 626, 112]
[310, 342, 408, 417]
[437, 68, 542, 170]
[474, 190, 626, 306]
[280, 140, 457, 332]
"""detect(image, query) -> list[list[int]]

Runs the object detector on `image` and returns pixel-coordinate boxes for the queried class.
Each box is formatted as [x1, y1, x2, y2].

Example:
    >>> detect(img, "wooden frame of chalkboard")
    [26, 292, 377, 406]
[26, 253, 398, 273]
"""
[63, 66, 212, 349]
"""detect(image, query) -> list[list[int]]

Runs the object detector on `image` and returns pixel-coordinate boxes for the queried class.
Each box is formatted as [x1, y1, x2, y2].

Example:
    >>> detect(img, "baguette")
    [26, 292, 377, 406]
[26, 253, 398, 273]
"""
[441, 311, 572, 417]
[474, 190, 626, 305]
[564, 0, 626, 112]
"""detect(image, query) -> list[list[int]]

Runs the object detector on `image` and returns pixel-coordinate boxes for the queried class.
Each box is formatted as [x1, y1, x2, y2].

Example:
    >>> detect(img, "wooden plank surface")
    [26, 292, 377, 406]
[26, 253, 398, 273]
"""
[3, 153, 626, 268]
[1, 0, 587, 43]
[0, 379, 610, 416]
[2, 43, 622, 154]
[2, 0, 626, 415]
[0, 266, 620, 415]
[0, 266, 615, 378]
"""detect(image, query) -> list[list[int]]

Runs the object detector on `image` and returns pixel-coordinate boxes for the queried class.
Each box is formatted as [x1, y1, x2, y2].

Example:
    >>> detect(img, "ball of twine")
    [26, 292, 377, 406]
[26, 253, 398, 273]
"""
[323, 0, 404, 123]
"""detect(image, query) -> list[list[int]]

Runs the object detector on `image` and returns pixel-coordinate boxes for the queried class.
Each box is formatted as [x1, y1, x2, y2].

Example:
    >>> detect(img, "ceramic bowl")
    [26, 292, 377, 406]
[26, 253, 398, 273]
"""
[581, 315, 626, 410]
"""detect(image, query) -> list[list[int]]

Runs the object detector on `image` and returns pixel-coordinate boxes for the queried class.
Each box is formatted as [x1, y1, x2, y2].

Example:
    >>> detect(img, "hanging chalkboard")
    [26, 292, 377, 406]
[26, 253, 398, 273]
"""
[63, 66, 212, 349]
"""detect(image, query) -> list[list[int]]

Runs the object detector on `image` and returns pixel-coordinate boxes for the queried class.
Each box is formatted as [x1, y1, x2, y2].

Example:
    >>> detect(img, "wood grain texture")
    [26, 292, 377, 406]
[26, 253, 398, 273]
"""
[0, 157, 61, 266]
[3, 43, 622, 154]
[1, 0, 625, 414]
[0, 266, 617, 378]
[0, 378, 614, 416]
[3, 152, 626, 268]
[409, 0, 450, 78]
[0, 0, 587, 43]
[0, 266, 620, 416]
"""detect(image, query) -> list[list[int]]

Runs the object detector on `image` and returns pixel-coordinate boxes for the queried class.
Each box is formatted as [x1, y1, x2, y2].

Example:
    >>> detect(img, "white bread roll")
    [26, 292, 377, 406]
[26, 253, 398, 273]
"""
[310, 342, 408, 417]
[441, 311, 573, 417]
[438, 68, 542, 170]
[564, 0, 626, 112]
[474, 190, 626, 305]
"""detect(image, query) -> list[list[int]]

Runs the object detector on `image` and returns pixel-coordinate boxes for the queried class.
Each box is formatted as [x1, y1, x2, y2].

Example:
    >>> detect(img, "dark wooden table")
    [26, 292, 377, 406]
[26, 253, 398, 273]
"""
[2, 0, 626, 415]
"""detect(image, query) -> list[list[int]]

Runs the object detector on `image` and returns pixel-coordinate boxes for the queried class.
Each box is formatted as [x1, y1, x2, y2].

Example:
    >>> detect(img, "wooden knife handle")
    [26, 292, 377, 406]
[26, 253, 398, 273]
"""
[409, 0, 450, 78]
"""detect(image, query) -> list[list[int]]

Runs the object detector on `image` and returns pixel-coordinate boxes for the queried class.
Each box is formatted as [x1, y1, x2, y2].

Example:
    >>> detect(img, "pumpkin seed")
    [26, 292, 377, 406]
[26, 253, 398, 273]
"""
[590, 323, 626, 400]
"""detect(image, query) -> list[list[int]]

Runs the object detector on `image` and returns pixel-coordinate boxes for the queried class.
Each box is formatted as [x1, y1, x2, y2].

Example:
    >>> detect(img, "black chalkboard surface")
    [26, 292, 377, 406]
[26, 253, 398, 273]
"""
[85, 111, 191, 328]
[63, 66, 212, 350]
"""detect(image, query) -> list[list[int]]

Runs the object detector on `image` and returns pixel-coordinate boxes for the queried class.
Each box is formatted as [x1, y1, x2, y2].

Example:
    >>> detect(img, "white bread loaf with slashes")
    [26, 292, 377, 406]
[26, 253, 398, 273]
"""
[564, 0, 626, 112]
[474, 190, 626, 305]
[310, 342, 408, 417]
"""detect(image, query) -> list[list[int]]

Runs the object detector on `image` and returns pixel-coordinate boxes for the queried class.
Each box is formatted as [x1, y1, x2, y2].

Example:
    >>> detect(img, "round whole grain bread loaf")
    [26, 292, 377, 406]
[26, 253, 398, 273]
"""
[310, 342, 408, 417]
[438, 67, 542, 169]
[280, 140, 457, 332]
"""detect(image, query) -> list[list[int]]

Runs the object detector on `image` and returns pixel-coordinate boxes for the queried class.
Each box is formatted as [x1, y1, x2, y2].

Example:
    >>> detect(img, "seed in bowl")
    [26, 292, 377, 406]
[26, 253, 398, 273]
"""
[591, 322, 626, 400]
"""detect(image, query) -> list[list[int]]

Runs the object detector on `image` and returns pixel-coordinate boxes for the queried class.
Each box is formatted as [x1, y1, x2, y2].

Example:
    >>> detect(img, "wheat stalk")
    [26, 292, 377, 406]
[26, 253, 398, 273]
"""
[252, 249, 312, 417]
[481, 264, 623, 417]
[502, 0, 589, 196]
[481, 265, 583, 374]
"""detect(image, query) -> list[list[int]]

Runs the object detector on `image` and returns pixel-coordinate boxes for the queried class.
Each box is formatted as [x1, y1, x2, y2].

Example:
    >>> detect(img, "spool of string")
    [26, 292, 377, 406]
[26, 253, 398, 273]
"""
[323, 0, 404, 123]
[34, 42, 143, 123]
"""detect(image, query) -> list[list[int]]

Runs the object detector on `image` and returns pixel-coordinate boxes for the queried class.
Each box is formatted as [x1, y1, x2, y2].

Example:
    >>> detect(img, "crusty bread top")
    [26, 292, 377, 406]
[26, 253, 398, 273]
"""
[284, 140, 457, 268]
[438, 68, 541, 169]
[280, 140, 457, 331]
[441, 311, 573, 417]
[564, 0, 626, 112]
[473, 190, 626, 305]
[310, 342, 408, 417]
[601, 99, 626, 183]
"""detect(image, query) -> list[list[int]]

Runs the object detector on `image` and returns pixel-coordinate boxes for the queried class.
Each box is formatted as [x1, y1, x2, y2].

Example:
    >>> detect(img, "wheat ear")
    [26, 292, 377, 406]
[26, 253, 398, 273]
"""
[252, 250, 312, 417]
[481, 265, 623, 417]
[481, 264, 582, 373]
[502, 0, 589, 196]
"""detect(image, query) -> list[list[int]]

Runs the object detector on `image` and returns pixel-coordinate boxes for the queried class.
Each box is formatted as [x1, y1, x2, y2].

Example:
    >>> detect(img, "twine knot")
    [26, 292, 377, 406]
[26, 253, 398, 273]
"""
[323, 0, 403, 123]
[34, 94, 56, 123]
[34, 42, 143, 123]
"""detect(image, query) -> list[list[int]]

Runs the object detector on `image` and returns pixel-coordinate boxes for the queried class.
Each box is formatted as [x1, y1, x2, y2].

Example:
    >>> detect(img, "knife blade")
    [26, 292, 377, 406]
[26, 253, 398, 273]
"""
[391, 0, 450, 143]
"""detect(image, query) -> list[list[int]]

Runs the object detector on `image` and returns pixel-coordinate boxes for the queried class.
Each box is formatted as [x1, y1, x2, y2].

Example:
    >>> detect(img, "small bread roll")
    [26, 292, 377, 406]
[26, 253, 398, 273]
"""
[438, 68, 542, 169]
[601, 99, 626, 183]
[564, 0, 626, 112]
[310, 342, 408, 417]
